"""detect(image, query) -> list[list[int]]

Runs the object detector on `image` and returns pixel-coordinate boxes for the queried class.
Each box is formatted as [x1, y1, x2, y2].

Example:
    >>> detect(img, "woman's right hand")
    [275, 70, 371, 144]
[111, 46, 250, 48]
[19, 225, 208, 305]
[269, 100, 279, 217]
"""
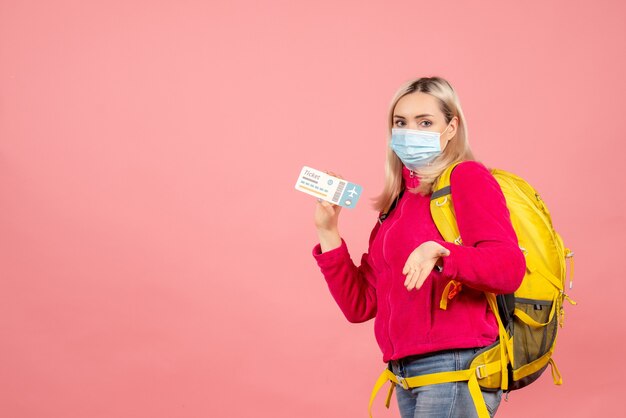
[315, 200, 342, 252]
[315, 199, 342, 231]
[314, 171, 343, 252]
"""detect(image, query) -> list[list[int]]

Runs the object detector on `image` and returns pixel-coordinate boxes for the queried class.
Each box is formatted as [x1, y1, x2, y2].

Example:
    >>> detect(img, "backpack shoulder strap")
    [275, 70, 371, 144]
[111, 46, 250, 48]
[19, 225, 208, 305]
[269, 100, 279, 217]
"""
[430, 162, 462, 243]
[378, 189, 405, 224]
[430, 162, 464, 310]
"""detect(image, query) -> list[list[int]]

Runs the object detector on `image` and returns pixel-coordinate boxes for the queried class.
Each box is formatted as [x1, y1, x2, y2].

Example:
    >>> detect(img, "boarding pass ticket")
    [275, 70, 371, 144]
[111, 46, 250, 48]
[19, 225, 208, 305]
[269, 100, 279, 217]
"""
[294, 166, 363, 209]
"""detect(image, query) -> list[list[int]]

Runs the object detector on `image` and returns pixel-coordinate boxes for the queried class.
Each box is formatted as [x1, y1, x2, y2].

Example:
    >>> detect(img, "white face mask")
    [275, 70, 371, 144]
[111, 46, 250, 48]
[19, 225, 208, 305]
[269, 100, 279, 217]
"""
[390, 123, 452, 170]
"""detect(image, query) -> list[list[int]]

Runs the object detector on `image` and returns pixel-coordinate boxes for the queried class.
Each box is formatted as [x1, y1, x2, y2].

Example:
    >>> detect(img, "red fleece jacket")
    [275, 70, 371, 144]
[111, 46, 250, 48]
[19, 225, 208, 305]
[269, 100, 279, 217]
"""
[312, 161, 526, 362]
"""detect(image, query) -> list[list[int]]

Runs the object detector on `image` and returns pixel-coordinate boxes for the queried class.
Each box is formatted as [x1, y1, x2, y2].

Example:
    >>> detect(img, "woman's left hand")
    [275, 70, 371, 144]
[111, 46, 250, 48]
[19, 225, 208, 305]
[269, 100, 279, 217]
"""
[402, 241, 451, 291]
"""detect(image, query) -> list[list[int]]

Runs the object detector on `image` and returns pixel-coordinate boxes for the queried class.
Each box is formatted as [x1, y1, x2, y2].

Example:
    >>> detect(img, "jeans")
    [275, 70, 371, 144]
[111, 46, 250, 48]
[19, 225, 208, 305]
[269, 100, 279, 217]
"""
[387, 348, 503, 418]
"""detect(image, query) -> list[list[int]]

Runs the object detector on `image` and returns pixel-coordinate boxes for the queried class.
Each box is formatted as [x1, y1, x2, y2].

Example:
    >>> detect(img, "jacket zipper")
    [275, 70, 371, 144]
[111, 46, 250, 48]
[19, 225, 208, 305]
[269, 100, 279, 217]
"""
[381, 192, 409, 359]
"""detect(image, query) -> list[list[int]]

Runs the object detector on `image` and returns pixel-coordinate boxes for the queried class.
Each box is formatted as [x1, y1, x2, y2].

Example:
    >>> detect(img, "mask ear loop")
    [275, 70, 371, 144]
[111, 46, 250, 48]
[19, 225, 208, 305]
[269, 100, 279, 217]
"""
[441, 118, 456, 141]
[441, 121, 453, 143]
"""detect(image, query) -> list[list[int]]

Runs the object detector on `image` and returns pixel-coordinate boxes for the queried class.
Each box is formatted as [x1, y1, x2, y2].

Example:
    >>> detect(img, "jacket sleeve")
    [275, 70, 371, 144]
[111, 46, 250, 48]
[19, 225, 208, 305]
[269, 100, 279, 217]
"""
[434, 161, 526, 294]
[312, 221, 380, 323]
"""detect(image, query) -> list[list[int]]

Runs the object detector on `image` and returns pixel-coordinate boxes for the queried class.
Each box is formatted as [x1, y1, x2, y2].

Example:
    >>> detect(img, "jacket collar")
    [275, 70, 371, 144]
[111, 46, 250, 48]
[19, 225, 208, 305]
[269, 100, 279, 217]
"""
[402, 165, 420, 189]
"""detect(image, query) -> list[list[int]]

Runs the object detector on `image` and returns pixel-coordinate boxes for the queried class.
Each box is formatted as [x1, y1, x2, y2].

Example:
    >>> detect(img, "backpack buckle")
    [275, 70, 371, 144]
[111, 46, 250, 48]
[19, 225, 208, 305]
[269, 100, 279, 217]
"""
[396, 375, 410, 390]
[475, 365, 487, 379]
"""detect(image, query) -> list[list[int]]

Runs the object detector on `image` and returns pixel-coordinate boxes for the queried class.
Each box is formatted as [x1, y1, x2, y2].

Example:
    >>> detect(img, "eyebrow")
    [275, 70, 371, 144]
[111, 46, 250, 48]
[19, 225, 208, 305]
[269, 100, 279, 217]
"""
[393, 114, 434, 119]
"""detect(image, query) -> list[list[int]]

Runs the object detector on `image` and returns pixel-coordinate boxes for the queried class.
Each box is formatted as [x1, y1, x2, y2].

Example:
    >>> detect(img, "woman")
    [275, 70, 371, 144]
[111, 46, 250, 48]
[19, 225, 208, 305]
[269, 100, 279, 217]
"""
[311, 76, 526, 417]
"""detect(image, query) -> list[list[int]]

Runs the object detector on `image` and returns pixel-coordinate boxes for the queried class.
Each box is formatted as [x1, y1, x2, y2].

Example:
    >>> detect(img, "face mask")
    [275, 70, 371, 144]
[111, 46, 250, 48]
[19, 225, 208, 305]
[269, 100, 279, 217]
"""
[390, 123, 452, 170]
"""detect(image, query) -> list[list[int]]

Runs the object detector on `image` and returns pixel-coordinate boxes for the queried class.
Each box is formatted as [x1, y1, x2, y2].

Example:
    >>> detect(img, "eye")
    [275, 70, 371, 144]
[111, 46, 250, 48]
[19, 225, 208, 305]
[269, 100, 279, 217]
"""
[394, 119, 406, 127]
[419, 120, 432, 128]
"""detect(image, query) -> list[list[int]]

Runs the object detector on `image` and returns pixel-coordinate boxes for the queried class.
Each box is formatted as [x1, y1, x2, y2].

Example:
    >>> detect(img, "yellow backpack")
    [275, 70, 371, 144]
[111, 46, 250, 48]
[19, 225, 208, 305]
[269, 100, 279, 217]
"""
[368, 162, 576, 418]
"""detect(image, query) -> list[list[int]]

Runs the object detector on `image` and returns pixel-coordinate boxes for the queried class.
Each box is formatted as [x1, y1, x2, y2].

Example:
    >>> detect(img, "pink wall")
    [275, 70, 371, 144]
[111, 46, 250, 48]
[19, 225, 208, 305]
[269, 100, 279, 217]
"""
[1, 1, 624, 417]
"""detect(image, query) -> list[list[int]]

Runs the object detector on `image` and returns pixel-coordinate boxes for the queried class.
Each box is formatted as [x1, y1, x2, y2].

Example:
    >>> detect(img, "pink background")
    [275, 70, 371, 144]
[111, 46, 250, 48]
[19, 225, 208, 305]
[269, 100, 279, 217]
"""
[1, 1, 624, 417]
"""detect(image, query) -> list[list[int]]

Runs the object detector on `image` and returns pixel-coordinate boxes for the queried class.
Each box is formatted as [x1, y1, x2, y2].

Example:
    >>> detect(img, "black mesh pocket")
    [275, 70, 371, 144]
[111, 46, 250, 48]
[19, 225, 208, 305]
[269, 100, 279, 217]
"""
[512, 298, 558, 369]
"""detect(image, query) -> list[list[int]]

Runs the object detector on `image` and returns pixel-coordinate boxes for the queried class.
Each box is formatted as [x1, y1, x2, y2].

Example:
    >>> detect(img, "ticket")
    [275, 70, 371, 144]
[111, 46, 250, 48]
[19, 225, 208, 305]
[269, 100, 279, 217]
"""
[294, 166, 363, 209]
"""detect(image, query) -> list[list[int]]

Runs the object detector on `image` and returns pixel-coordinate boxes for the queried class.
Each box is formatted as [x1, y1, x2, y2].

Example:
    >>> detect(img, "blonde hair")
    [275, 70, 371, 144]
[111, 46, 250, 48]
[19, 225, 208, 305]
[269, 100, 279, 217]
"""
[372, 76, 475, 213]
